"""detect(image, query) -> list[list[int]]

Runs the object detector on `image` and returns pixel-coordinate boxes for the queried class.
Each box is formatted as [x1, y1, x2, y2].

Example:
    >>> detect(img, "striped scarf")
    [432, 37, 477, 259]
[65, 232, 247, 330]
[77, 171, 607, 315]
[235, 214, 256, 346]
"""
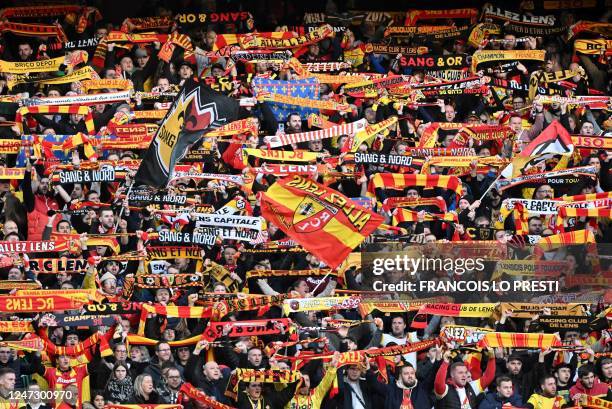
[477, 332, 562, 349]
[138, 304, 213, 335]
[556, 207, 612, 231]
[16, 106, 94, 135]
[392, 208, 458, 225]
[266, 119, 366, 148]
[127, 333, 206, 347]
[582, 395, 612, 409]
[0, 21, 67, 42]
[367, 173, 462, 199]
[535, 229, 596, 254]
[178, 383, 236, 409]
[0, 6, 101, 33]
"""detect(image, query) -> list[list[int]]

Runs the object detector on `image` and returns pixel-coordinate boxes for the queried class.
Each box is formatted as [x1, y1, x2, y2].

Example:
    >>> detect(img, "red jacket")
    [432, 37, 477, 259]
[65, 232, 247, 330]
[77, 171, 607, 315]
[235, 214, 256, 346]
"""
[27, 194, 59, 241]
[570, 378, 610, 399]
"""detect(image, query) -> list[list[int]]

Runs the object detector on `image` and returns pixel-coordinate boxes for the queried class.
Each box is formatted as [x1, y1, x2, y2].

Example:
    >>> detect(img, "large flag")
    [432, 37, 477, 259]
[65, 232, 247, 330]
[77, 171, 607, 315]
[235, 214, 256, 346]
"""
[260, 175, 383, 268]
[135, 79, 239, 188]
[501, 120, 573, 179]
[252, 77, 319, 121]
[520, 120, 573, 157]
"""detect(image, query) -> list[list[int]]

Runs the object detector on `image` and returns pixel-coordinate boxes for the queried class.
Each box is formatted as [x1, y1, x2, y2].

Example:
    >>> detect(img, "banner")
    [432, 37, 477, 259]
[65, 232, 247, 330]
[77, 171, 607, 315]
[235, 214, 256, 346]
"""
[261, 175, 383, 268]
[135, 79, 239, 188]
[252, 77, 319, 120]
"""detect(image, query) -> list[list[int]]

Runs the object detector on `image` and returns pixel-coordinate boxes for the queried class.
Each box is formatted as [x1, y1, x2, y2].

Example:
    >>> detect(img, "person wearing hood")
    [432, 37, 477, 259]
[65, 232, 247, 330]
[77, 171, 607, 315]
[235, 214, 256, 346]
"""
[569, 365, 612, 402]
[479, 375, 523, 409]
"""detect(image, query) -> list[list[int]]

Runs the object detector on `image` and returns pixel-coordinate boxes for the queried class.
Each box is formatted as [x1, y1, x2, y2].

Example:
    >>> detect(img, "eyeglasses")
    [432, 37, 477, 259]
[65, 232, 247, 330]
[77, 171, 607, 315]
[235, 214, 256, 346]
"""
[477, 224, 490, 228]
[167, 375, 181, 379]
[249, 384, 263, 388]
[158, 349, 171, 353]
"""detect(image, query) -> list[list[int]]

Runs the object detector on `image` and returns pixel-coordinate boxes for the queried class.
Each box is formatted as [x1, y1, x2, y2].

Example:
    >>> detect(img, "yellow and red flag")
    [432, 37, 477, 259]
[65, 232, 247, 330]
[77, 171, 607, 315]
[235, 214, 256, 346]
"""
[261, 175, 383, 268]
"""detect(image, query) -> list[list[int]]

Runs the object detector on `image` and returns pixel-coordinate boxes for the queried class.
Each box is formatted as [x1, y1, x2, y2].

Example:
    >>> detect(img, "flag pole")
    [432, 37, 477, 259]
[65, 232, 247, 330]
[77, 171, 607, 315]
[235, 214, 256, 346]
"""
[478, 164, 509, 202]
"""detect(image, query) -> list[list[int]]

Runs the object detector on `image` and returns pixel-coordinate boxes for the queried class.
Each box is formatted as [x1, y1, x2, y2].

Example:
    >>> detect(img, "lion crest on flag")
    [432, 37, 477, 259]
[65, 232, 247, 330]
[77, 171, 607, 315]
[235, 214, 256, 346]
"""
[293, 196, 337, 233]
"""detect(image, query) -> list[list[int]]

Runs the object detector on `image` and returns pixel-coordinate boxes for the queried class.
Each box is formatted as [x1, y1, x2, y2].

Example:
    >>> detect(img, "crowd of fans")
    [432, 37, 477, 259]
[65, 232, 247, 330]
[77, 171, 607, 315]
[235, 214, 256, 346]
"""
[0, 0, 609, 408]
